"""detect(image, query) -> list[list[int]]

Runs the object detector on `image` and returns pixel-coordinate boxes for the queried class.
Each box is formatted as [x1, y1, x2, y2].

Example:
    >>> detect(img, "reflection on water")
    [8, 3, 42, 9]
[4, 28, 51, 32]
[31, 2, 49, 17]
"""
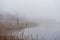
[23, 23, 60, 40]
[11, 21, 60, 40]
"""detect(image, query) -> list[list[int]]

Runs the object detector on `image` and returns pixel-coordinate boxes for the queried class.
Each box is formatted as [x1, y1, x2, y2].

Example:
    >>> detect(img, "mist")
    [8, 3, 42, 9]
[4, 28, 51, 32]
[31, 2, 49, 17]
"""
[0, 0, 60, 40]
[0, 0, 59, 22]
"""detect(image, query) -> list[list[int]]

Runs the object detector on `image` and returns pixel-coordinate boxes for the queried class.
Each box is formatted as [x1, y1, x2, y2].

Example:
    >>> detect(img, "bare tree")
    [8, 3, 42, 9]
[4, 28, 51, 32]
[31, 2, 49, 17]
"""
[17, 18, 19, 25]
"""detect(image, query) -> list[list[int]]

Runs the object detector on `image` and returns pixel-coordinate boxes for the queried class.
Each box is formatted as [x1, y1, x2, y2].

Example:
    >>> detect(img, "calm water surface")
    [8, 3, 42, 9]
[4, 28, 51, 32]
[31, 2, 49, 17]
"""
[13, 23, 60, 40]
[23, 23, 60, 40]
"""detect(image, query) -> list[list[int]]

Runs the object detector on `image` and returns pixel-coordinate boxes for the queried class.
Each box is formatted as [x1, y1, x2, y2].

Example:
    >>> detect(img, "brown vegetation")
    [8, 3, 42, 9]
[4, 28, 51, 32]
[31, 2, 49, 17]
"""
[0, 33, 27, 40]
[0, 20, 27, 34]
[0, 18, 39, 40]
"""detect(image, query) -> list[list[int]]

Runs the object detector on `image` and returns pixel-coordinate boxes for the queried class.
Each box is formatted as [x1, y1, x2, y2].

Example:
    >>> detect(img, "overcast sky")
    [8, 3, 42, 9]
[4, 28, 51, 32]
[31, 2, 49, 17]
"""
[0, 0, 60, 22]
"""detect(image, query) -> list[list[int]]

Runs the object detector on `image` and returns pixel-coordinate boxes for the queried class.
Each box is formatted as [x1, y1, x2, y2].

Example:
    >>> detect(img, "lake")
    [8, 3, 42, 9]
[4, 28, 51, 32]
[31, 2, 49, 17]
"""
[12, 21, 60, 40]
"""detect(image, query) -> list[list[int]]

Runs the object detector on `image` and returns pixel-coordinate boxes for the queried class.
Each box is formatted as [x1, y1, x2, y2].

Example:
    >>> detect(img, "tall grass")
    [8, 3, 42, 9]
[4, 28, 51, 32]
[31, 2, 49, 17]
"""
[0, 33, 37, 40]
[0, 33, 25, 40]
[0, 18, 34, 40]
[0, 18, 27, 34]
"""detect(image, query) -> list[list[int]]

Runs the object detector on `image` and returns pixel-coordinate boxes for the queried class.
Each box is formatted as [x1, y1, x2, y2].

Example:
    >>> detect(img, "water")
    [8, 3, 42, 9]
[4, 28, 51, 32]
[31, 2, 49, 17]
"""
[12, 22, 60, 40]
[23, 23, 60, 40]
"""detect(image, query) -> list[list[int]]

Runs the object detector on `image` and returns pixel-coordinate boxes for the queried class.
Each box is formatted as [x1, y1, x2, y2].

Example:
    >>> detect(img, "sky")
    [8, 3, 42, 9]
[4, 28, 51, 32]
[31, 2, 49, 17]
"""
[0, 0, 60, 22]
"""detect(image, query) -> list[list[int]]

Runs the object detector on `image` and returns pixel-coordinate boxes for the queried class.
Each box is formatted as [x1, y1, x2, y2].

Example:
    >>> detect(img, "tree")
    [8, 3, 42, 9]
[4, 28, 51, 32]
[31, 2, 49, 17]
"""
[17, 18, 19, 25]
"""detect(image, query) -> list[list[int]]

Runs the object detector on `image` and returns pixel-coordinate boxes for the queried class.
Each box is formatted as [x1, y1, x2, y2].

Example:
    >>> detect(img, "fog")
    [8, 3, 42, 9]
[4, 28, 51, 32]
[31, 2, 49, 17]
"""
[0, 0, 59, 22]
[0, 0, 60, 40]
